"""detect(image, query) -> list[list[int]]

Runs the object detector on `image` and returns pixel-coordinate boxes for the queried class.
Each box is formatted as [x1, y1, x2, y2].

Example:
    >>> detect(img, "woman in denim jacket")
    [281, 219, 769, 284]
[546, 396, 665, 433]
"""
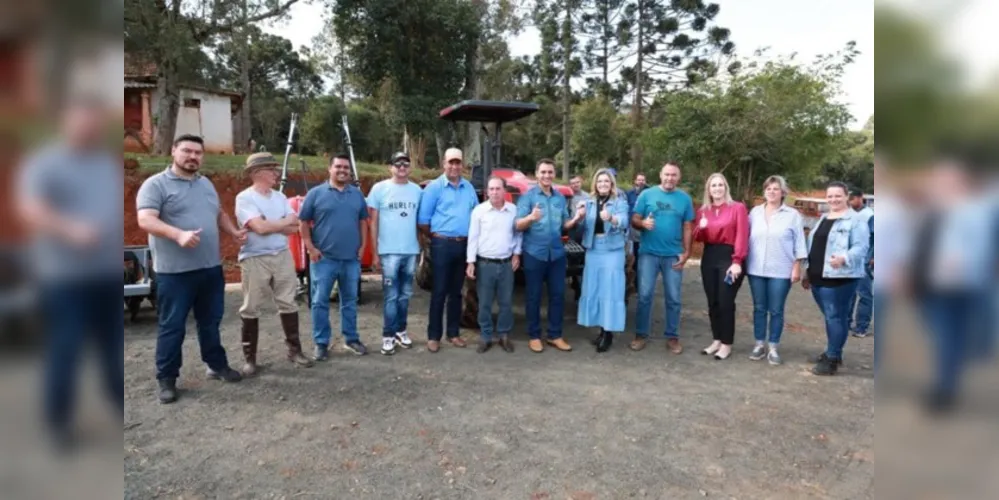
[577, 169, 631, 353]
[802, 181, 871, 376]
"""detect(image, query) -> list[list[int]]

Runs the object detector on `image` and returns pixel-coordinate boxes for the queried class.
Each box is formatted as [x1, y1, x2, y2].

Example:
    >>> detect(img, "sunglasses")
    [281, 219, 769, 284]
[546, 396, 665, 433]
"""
[393, 162, 411, 169]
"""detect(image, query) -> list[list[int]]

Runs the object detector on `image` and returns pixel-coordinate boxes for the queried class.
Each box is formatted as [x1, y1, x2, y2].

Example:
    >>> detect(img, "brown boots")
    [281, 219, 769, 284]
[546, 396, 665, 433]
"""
[241, 314, 314, 376]
[280, 313, 314, 368]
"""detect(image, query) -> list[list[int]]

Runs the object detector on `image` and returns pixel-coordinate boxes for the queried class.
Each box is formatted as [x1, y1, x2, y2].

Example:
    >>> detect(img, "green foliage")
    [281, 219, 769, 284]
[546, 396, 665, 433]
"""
[299, 95, 347, 155]
[571, 97, 620, 168]
[642, 46, 855, 201]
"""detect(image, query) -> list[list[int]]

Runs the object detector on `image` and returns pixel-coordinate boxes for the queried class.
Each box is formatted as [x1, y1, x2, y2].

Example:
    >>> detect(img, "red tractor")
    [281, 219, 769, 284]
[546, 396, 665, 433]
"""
[414, 100, 586, 328]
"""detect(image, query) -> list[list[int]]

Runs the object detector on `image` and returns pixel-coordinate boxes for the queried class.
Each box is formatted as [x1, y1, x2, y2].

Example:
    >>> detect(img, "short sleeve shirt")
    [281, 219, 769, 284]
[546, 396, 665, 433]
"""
[366, 180, 423, 256]
[298, 182, 368, 261]
[633, 187, 695, 258]
[136, 168, 222, 274]
[235, 188, 293, 262]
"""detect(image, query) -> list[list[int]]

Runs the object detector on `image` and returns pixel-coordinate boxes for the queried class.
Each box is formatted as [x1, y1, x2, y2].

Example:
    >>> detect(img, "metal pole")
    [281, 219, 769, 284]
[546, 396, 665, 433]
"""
[341, 115, 360, 184]
[279, 112, 298, 193]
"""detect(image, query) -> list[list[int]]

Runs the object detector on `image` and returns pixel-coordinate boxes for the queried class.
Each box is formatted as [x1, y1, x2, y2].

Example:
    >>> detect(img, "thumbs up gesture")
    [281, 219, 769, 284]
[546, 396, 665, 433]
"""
[530, 203, 543, 222]
[575, 202, 587, 220]
[642, 213, 655, 231]
[600, 206, 612, 221]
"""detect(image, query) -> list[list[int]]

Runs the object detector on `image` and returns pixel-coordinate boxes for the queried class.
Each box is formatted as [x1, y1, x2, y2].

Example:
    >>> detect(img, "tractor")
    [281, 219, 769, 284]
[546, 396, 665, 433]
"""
[413, 100, 587, 328]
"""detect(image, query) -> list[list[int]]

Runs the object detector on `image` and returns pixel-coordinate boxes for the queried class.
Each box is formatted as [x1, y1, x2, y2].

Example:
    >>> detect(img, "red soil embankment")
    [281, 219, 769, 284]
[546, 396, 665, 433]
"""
[125, 171, 382, 283]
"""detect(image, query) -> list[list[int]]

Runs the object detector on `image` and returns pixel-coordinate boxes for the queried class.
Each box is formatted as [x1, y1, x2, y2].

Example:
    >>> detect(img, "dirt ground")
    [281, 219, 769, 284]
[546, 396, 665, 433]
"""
[124, 268, 874, 500]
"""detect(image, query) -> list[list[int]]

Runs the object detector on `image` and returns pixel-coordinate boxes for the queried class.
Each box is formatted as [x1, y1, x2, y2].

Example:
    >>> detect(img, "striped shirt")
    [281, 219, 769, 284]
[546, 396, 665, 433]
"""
[746, 204, 808, 279]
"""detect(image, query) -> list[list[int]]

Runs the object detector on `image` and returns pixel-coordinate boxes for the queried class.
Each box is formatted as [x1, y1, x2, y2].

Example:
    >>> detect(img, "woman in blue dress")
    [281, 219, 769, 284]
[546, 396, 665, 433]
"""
[577, 168, 630, 352]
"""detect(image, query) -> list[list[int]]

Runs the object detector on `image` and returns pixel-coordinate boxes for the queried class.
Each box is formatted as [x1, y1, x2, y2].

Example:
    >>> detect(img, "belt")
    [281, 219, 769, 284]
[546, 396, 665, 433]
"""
[477, 256, 511, 264]
[431, 233, 467, 242]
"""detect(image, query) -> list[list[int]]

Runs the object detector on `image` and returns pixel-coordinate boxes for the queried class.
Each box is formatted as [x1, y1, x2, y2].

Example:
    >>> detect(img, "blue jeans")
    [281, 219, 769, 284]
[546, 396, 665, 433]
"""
[380, 254, 416, 337]
[873, 291, 888, 372]
[41, 278, 123, 432]
[155, 266, 230, 380]
[310, 258, 360, 346]
[748, 276, 792, 344]
[476, 260, 515, 341]
[920, 292, 977, 397]
[524, 254, 567, 340]
[850, 275, 873, 333]
[429, 238, 467, 341]
[636, 254, 684, 339]
[810, 281, 860, 360]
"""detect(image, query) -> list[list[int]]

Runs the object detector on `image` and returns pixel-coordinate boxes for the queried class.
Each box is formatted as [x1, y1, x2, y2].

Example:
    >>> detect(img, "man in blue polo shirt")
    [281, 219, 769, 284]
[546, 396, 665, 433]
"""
[417, 148, 479, 353]
[299, 153, 369, 360]
[515, 158, 586, 353]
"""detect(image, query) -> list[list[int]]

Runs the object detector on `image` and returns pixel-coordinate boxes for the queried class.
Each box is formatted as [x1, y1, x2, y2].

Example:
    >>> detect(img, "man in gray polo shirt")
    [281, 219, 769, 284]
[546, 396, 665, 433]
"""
[299, 153, 369, 360]
[235, 152, 314, 375]
[136, 134, 248, 404]
[15, 96, 123, 449]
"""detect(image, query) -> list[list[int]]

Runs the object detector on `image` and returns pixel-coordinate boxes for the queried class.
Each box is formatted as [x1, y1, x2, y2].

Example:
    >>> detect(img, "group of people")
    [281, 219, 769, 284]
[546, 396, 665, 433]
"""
[135, 134, 873, 405]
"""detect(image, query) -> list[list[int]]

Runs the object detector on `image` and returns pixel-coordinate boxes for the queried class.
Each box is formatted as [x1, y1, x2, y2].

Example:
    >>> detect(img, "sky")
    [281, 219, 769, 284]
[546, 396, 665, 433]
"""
[263, 0, 888, 129]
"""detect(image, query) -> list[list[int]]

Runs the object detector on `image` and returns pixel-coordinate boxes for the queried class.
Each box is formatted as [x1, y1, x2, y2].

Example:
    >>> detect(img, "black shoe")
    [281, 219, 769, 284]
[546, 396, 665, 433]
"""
[477, 341, 493, 354]
[498, 337, 515, 353]
[314, 344, 329, 361]
[206, 367, 244, 383]
[591, 330, 606, 346]
[345, 340, 368, 356]
[811, 352, 844, 366]
[596, 330, 613, 353]
[923, 390, 958, 416]
[811, 357, 841, 376]
[158, 379, 178, 404]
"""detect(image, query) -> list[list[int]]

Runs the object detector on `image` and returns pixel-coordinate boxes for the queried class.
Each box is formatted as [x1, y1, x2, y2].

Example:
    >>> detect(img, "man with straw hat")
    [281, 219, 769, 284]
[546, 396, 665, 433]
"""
[234, 152, 314, 375]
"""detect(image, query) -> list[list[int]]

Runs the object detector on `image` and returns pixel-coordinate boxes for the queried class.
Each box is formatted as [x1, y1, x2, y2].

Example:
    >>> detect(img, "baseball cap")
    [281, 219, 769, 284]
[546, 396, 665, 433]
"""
[444, 148, 463, 163]
[389, 152, 410, 165]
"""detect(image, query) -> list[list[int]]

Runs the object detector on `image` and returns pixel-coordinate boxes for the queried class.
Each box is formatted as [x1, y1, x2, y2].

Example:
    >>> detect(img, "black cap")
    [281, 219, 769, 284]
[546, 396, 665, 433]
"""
[849, 188, 864, 198]
[389, 152, 410, 165]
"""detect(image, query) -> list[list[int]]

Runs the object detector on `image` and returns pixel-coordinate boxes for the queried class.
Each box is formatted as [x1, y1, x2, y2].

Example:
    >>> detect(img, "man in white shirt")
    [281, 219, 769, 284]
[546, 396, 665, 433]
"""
[235, 153, 315, 375]
[466, 177, 523, 353]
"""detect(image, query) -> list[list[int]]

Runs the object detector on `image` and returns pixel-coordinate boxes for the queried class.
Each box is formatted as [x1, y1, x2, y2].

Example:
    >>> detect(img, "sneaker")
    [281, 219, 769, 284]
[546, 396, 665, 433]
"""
[749, 342, 767, 361]
[314, 344, 329, 362]
[811, 357, 840, 376]
[381, 338, 396, 356]
[206, 367, 243, 383]
[767, 347, 783, 366]
[852, 331, 871, 339]
[394, 331, 414, 349]
[345, 340, 368, 356]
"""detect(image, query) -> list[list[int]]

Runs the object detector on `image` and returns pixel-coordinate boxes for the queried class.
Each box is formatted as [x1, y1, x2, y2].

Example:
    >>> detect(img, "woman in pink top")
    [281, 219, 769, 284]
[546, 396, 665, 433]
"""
[693, 173, 750, 360]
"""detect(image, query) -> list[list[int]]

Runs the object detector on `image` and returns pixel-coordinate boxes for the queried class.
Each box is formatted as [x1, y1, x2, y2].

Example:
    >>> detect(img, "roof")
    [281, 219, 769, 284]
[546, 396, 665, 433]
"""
[438, 100, 540, 123]
[124, 80, 157, 89]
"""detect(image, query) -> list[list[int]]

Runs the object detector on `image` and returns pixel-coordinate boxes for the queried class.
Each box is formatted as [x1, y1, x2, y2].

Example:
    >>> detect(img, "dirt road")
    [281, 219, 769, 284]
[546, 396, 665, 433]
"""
[124, 268, 874, 499]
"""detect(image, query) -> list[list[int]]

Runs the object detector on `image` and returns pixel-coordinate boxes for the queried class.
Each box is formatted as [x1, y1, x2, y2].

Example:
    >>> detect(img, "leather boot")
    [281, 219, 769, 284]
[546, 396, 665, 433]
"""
[281, 313, 314, 368]
[596, 329, 613, 353]
[241, 318, 259, 376]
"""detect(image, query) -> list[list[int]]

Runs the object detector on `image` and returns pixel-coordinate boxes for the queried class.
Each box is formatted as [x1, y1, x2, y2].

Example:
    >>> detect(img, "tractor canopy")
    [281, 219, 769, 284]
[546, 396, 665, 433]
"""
[438, 100, 540, 124]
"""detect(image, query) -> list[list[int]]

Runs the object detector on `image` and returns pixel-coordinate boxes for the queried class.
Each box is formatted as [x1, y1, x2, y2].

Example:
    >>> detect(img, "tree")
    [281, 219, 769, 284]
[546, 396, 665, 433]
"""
[330, 0, 481, 166]
[125, 0, 300, 154]
[570, 97, 619, 169]
[642, 45, 856, 201]
[299, 95, 347, 155]
[579, 0, 630, 106]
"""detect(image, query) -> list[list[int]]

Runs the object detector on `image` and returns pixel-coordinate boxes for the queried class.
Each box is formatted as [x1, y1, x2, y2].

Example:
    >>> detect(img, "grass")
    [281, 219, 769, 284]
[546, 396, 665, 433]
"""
[125, 153, 440, 182]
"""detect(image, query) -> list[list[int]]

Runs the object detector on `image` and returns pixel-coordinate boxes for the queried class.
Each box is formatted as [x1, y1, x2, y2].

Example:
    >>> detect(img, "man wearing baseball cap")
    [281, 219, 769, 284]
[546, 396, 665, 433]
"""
[234, 152, 314, 376]
[367, 152, 423, 355]
[417, 148, 479, 352]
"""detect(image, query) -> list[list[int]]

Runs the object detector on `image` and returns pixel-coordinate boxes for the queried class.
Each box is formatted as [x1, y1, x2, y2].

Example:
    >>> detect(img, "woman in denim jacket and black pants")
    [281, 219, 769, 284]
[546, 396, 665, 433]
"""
[802, 182, 871, 376]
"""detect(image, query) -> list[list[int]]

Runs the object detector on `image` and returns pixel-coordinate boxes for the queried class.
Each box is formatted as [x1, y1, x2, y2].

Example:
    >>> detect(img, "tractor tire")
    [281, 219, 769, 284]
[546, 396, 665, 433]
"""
[415, 245, 433, 291]
[460, 278, 479, 330]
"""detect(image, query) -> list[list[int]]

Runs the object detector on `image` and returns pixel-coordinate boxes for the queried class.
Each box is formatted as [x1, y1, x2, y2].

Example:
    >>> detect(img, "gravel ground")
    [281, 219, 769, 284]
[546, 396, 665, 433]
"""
[124, 267, 874, 500]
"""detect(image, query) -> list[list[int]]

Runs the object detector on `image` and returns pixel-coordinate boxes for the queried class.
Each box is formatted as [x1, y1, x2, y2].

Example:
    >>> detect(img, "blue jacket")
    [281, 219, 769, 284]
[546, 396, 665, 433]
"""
[580, 196, 630, 251]
[806, 210, 871, 280]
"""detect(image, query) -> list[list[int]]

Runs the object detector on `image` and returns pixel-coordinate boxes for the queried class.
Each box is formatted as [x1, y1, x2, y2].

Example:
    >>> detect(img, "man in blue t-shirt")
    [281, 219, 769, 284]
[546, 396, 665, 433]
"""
[630, 162, 695, 355]
[367, 152, 423, 355]
[299, 153, 369, 360]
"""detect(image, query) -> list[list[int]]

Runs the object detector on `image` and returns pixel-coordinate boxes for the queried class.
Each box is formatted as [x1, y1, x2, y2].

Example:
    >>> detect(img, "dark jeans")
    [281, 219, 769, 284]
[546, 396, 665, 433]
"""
[849, 274, 873, 334]
[920, 291, 984, 398]
[700, 244, 744, 345]
[310, 258, 360, 345]
[748, 276, 793, 344]
[155, 266, 230, 380]
[524, 254, 567, 340]
[476, 259, 514, 341]
[41, 278, 123, 433]
[810, 280, 860, 360]
[428, 238, 467, 341]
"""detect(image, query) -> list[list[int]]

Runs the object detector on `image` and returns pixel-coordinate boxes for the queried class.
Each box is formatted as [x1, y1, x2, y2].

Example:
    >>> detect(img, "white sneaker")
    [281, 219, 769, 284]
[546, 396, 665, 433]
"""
[381, 338, 396, 356]
[395, 331, 413, 349]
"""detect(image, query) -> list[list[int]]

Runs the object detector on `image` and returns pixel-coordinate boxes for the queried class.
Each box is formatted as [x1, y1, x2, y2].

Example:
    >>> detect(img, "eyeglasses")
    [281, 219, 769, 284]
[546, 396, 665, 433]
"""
[393, 162, 411, 169]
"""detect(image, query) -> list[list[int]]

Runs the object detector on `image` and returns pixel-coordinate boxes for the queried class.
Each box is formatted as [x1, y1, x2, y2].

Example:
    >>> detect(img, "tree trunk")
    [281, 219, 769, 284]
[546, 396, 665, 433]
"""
[153, 61, 180, 155]
[630, 0, 645, 171]
[236, 0, 253, 153]
[561, 0, 572, 182]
